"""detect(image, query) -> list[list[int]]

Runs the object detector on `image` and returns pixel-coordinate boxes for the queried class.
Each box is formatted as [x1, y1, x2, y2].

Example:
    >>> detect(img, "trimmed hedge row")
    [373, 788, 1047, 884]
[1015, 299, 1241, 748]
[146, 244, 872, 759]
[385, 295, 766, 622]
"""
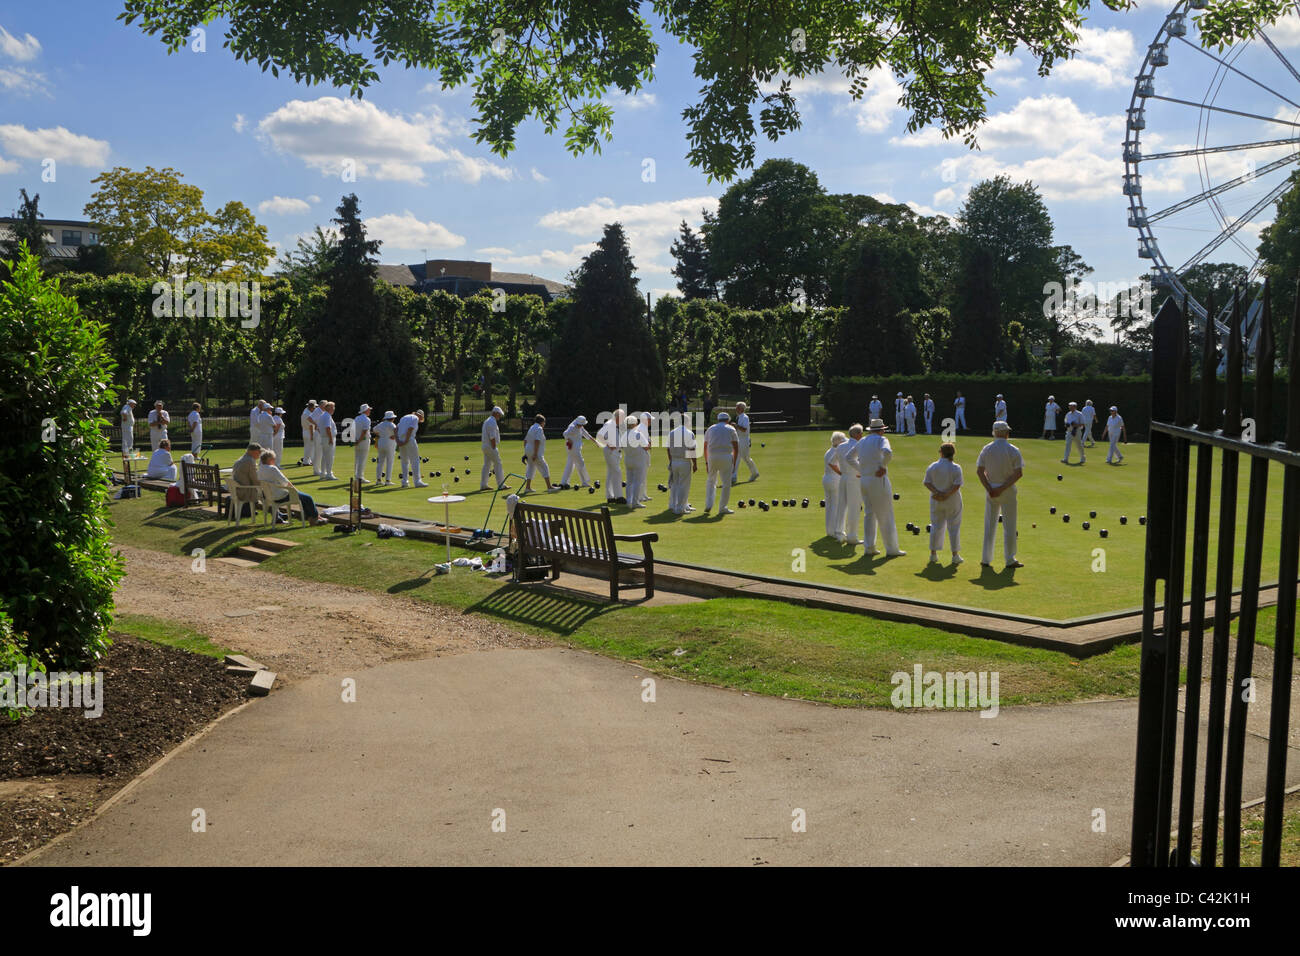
[823, 373, 1292, 442]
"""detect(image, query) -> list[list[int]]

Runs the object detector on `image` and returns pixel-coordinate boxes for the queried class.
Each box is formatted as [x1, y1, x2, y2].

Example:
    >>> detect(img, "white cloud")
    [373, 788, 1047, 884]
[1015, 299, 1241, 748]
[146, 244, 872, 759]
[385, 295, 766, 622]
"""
[872, 192, 955, 220]
[530, 167, 548, 183]
[0, 156, 18, 174]
[365, 211, 466, 251]
[475, 246, 515, 257]
[0, 26, 41, 62]
[0, 124, 109, 165]
[893, 95, 1124, 152]
[1267, 12, 1300, 46]
[0, 65, 47, 96]
[932, 187, 957, 206]
[781, 67, 904, 133]
[1051, 27, 1137, 89]
[306, 194, 321, 204]
[988, 54, 1026, 90]
[257, 96, 512, 185]
[233, 114, 247, 133]
[258, 196, 311, 216]
[489, 243, 596, 275]
[603, 90, 658, 111]
[537, 195, 719, 272]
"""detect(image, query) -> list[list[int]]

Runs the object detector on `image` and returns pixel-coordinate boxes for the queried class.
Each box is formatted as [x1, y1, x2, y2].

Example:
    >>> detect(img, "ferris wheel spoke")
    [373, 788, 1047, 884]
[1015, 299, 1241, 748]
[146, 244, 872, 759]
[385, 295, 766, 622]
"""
[1174, 35, 1300, 111]
[1141, 137, 1300, 161]
[1145, 150, 1300, 222]
[1258, 30, 1300, 87]
[1144, 94, 1300, 128]
[1175, 178, 1290, 272]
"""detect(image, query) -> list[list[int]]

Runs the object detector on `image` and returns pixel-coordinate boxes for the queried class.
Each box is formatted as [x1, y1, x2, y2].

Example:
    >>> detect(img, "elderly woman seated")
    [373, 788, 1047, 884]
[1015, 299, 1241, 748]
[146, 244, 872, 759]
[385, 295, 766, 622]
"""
[257, 450, 328, 524]
[145, 439, 178, 481]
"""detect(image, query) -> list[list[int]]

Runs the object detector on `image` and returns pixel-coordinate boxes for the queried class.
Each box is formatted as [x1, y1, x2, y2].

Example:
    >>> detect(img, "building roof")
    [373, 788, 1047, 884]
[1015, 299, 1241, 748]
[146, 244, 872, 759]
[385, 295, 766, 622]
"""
[0, 217, 100, 261]
[377, 260, 570, 300]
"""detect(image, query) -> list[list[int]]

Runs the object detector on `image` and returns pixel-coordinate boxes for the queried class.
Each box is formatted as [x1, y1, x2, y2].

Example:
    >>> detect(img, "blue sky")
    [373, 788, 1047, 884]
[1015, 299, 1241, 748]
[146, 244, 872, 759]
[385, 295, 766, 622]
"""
[2, 2, 1297, 324]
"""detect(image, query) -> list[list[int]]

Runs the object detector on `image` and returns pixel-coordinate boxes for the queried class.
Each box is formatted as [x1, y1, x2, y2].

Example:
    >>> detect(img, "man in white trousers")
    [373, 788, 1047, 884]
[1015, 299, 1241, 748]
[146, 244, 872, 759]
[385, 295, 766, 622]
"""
[353, 403, 372, 482]
[994, 394, 1008, 426]
[853, 419, 904, 556]
[300, 400, 317, 467]
[148, 401, 169, 451]
[869, 395, 883, 422]
[523, 414, 554, 494]
[625, 412, 652, 506]
[187, 402, 203, 457]
[904, 397, 917, 436]
[373, 411, 397, 484]
[1081, 399, 1098, 447]
[923, 442, 963, 565]
[396, 409, 428, 488]
[894, 392, 906, 434]
[560, 415, 595, 488]
[665, 418, 697, 515]
[823, 432, 846, 537]
[120, 399, 137, 456]
[1104, 406, 1127, 464]
[923, 394, 935, 434]
[595, 409, 626, 504]
[954, 391, 967, 431]
[835, 424, 864, 545]
[317, 401, 338, 479]
[731, 401, 759, 484]
[480, 406, 506, 490]
[1062, 401, 1086, 464]
[252, 400, 275, 452]
[977, 421, 1024, 569]
[271, 406, 286, 466]
[310, 401, 328, 475]
[702, 411, 737, 514]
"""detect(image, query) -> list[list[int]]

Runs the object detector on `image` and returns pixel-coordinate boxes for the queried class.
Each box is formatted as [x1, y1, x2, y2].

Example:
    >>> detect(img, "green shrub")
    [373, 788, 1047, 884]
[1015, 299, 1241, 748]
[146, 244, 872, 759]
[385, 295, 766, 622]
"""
[0, 247, 124, 666]
[0, 609, 45, 721]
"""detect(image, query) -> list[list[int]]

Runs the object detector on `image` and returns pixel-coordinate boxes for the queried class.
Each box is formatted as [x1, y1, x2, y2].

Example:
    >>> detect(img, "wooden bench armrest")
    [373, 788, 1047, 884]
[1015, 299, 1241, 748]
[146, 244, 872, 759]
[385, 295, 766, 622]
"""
[612, 532, 659, 543]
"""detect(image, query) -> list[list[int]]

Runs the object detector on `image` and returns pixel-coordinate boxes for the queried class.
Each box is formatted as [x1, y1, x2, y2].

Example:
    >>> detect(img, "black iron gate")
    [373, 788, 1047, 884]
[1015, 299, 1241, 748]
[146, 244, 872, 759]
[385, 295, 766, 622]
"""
[1131, 281, 1299, 866]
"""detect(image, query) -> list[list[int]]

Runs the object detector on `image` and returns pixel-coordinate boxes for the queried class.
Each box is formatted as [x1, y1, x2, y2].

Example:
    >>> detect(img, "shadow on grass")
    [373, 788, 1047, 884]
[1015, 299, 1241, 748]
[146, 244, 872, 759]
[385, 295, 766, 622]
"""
[467, 583, 620, 636]
[969, 564, 1020, 590]
[916, 561, 960, 582]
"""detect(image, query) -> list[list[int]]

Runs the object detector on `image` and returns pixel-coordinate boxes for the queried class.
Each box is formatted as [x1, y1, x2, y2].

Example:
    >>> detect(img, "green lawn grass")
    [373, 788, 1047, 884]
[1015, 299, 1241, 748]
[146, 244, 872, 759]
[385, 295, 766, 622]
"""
[111, 613, 233, 660]
[116, 428, 1295, 621]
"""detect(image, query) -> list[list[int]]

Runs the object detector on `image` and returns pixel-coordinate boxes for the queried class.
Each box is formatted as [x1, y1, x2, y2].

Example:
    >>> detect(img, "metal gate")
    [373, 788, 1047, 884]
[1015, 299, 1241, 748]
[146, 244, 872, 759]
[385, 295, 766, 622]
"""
[1130, 280, 1299, 866]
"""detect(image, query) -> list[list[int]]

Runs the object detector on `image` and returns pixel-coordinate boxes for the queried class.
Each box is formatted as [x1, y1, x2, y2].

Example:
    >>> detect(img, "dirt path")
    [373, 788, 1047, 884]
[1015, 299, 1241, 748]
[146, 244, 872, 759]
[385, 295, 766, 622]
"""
[113, 544, 547, 679]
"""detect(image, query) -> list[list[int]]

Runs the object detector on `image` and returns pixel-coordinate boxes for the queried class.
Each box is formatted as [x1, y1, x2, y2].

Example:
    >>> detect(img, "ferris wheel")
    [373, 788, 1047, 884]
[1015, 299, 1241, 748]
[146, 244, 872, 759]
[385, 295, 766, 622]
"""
[1123, 0, 1300, 357]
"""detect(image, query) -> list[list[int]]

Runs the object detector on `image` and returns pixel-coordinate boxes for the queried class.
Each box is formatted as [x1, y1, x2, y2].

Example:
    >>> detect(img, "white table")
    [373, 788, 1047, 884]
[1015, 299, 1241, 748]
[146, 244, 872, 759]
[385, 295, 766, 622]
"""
[427, 494, 467, 567]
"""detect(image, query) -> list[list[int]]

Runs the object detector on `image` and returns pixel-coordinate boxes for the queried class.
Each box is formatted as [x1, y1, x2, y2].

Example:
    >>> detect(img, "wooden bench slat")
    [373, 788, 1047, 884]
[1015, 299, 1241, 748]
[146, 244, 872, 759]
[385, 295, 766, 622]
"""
[512, 501, 657, 601]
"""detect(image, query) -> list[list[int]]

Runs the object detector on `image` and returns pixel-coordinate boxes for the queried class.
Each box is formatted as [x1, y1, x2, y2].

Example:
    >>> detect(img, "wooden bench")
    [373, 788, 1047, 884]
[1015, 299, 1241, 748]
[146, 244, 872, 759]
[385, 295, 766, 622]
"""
[181, 460, 228, 515]
[511, 501, 658, 601]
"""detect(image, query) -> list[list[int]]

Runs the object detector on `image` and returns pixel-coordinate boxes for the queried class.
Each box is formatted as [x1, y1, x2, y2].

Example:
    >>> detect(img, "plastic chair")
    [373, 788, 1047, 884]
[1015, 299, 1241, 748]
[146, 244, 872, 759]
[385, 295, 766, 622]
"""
[226, 478, 263, 527]
[261, 485, 307, 528]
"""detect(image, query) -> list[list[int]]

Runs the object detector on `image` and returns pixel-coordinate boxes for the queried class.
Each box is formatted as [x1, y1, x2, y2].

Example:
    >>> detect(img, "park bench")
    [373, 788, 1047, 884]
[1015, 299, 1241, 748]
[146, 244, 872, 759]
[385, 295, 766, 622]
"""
[511, 500, 658, 601]
[181, 459, 228, 515]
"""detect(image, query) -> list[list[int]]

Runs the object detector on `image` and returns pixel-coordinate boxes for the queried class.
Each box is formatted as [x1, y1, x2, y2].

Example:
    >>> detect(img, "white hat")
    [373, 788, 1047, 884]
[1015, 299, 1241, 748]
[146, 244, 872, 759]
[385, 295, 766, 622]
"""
[897, 391, 903, 397]
[491, 406, 504, 416]
[574, 415, 588, 426]
[308, 399, 318, 407]
[717, 411, 731, 421]
[996, 393, 1004, 399]
[274, 406, 285, 414]
[1048, 395, 1055, 401]
[1110, 405, 1118, 411]
[867, 419, 887, 431]
[383, 410, 396, 420]
[992, 420, 1011, 434]
[358, 403, 371, 414]
[126, 398, 137, 405]
[1068, 401, 1077, 407]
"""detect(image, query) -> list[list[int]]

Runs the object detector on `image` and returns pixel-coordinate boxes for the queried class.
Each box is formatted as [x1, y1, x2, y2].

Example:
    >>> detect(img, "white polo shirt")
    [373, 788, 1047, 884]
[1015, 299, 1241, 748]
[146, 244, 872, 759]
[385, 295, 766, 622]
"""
[1081, 404, 1097, 425]
[734, 412, 752, 445]
[976, 438, 1024, 489]
[187, 409, 202, 432]
[836, 436, 860, 477]
[354, 413, 371, 442]
[525, 422, 546, 456]
[924, 458, 963, 494]
[854, 433, 893, 474]
[666, 425, 695, 461]
[1106, 414, 1124, 435]
[596, 418, 623, 451]
[703, 422, 736, 459]
[374, 420, 397, 445]
[301, 407, 315, 436]
[482, 415, 501, 449]
[397, 414, 420, 445]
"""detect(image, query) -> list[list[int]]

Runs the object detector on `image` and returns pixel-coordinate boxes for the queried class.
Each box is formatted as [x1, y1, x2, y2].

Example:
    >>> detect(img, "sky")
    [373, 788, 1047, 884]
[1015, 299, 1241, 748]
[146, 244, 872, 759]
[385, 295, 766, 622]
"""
[2, 2, 1298, 325]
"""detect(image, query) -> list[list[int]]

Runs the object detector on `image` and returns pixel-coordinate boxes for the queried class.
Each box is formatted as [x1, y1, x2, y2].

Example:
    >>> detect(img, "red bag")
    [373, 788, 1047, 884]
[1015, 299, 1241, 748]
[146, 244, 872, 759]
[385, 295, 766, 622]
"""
[165, 484, 186, 507]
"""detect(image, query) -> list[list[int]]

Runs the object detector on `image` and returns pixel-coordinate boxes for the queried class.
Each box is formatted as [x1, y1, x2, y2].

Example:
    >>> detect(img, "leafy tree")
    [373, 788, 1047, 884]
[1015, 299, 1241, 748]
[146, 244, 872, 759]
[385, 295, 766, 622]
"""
[0, 248, 124, 666]
[910, 306, 952, 374]
[947, 246, 1002, 372]
[669, 220, 716, 300]
[824, 231, 923, 379]
[234, 276, 305, 400]
[537, 222, 663, 414]
[1, 189, 47, 277]
[61, 273, 169, 399]
[184, 200, 273, 279]
[1257, 175, 1300, 358]
[84, 166, 208, 276]
[476, 291, 549, 418]
[1041, 244, 1098, 373]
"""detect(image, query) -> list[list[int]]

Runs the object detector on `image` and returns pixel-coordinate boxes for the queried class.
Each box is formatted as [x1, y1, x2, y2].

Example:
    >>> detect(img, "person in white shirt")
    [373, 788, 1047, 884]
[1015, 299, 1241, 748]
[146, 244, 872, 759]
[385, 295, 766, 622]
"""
[373, 411, 398, 484]
[665, 420, 697, 515]
[923, 442, 963, 565]
[835, 424, 864, 544]
[852, 419, 904, 556]
[252, 400, 275, 451]
[120, 399, 137, 456]
[624, 412, 651, 506]
[976, 421, 1024, 569]
[560, 415, 595, 488]
[954, 391, 967, 431]
[249, 401, 260, 444]
[258, 450, 327, 524]
[1042, 395, 1061, 440]
[894, 392, 906, 434]
[869, 395, 883, 422]
[271, 406, 286, 466]
[310, 401, 328, 475]
[923, 394, 935, 434]
[523, 414, 553, 494]
[904, 397, 917, 436]
[1081, 399, 1098, 447]
[994, 394, 1008, 426]
[595, 409, 626, 504]
[353, 403, 372, 482]
[186, 402, 203, 457]
[317, 401, 338, 479]
[702, 411, 738, 514]
[1061, 401, 1086, 465]
[145, 439, 177, 481]
[396, 410, 428, 488]
[300, 400, 317, 467]
[480, 406, 506, 490]
[731, 402, 759, 484]
[823, 432, 846, 538]
[1103, 406, 1127, 464]
[147, 401, 169, 451]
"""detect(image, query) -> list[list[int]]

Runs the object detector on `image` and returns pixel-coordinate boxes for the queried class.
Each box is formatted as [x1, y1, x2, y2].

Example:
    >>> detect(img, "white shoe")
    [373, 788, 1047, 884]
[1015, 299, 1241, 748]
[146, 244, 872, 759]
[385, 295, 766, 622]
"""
[721, 507, 734, 514]
[929, 552, 938, 564]
[887, 550, 907, 557]
[952, 554, 964, 565]
[685, 505, 695, 512]
[415, 481, 429, 488]
[401, 482, 409, 489]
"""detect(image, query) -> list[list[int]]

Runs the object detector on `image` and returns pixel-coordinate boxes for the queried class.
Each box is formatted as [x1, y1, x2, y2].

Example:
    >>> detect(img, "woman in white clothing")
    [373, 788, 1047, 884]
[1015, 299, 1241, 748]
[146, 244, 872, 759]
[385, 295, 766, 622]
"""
[373, 410, 398, 484]
[823, 432, 846, 537]
[258, 451, 328, 524]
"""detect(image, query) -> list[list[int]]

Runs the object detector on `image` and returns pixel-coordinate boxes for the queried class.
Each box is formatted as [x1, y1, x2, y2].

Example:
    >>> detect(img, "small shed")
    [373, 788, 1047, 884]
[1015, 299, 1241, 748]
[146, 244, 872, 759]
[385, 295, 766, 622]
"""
[748, 381, 813, 427]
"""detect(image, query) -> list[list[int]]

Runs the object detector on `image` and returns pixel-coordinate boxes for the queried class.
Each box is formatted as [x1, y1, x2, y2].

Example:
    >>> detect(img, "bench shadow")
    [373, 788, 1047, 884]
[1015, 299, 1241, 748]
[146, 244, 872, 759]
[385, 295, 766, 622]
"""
[466, 583, 619, 636]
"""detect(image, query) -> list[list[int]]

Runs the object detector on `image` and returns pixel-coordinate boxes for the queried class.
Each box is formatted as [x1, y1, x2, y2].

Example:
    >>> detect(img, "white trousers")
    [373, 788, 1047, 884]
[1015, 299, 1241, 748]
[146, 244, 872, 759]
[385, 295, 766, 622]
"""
[838, 471, 862, 543]
[929, 494, 962, 553]
[982, 486, 1018, 565]
[822, 474, 841, 536]
[302, 430, 314, 465]
[895, 412, 904, 433]
[704, 457, 731, 511]
[1084, 422, 1095, 445]
[602, 448, 622, 500]
[625, 456, 647, 503]
[560, 446, 590, 486]
[354, 438, 371, 480]
[150, 429, 163, 451]
[399, 441, 422, 484]
[273, 435, 285, 468]
[319, 439, 336, 477]
[669, 459, 692, 513]
[525, 455, 550, 483]
[956, 409, 967, 429]
[481, 446, 504, 488]
[924, 412, 933, 433]
[1108, 438, 1124, 463]
[732, 441, 758, 482]
[190, 427, 203, 457]
[376, 439, 396, 483]
[1064, 431, 1086, 463]
[906, 416, 916, 436]
[122, 427, 133, 456]
[861, 474, 900, 554]
[313, 431, 326, 474]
